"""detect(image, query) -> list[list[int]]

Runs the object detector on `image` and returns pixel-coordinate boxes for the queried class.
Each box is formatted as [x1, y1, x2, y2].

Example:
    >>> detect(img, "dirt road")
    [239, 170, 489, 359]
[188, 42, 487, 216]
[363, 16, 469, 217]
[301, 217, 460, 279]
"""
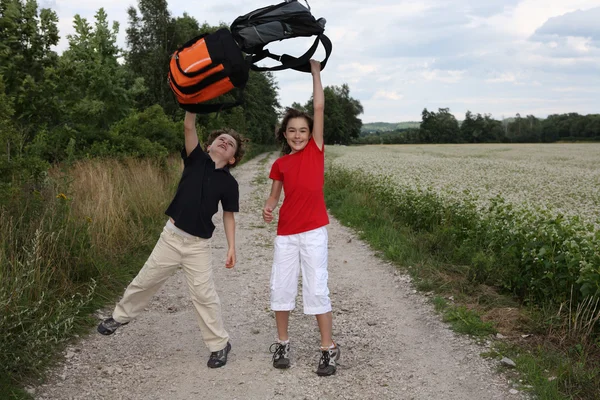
[33, 153, 523, 400]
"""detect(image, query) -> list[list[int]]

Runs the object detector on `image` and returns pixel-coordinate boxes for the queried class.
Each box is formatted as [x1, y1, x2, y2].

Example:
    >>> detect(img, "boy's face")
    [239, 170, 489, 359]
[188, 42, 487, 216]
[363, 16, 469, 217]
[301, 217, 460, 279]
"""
[284, 117, 311, 154]
[208, 134, 238, 165]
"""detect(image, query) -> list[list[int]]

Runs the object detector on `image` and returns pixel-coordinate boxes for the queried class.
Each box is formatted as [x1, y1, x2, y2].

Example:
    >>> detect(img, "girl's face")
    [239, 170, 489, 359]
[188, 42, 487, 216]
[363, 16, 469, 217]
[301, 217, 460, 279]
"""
[283, 117, 311, 154]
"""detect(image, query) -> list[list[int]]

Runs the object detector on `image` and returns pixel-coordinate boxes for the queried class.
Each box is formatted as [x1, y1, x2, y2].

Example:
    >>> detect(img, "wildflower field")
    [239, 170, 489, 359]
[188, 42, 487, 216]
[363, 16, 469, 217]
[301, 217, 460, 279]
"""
[324, 143, 600, 398]
[326, 142, 600, 310]
[329, 143, 600, 225]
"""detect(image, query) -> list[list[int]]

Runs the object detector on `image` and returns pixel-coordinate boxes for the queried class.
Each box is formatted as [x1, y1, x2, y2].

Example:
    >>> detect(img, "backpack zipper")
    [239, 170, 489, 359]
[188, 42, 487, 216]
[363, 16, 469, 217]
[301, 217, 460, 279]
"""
[243, 12, 311, 27]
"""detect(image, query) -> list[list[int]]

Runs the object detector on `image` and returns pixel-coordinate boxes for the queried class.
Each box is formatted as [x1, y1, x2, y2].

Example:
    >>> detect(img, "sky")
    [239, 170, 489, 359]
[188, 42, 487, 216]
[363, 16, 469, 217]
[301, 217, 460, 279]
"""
[42, 0, 600, 123]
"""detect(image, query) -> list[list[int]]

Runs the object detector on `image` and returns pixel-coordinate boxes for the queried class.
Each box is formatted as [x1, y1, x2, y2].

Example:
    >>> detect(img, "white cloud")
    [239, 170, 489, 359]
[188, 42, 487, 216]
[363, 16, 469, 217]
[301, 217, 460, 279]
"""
[552, 86, 597, 93]
[339, 63, 378, 74]
[421, 69, 466, 83]
[356, 2, 434, 18]
[535, 7, 600, 39]
[566, 36, 593, 53]
[483, 0, 600, 37]
[373, 91, 403, 101]
[486, 73, 517, 83]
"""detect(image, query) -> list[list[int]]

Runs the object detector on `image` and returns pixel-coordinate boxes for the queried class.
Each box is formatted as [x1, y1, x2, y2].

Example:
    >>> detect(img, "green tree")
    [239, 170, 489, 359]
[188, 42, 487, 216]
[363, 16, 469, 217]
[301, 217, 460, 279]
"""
[460, 111, 478, 143]
[507, 114, 541, 142]
[541, 115, 561, 142]
[300, 83, 363, 145]
[106, 104, 180, 156]
[461, 111, 505, 143]
[242, 71, 280, 144]
[48, 9, 132, 159]
[420, 108, 460, 143]
[126, 0, 174, 114]
[0, 77, 16, 164]
[0, 0, 60, 136]
[583, 115, 600, 138]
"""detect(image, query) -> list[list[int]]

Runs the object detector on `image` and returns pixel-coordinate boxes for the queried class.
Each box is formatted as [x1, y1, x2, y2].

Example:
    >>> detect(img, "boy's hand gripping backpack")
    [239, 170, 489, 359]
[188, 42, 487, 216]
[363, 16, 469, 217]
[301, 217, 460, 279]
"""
[168, 28, 250, 114]
[230, 0, 332, 73]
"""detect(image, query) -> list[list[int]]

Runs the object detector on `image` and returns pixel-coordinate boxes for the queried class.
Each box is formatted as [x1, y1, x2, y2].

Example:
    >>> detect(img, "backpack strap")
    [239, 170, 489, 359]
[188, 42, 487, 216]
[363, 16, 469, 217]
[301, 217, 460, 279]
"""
[250, 34, 331, 73]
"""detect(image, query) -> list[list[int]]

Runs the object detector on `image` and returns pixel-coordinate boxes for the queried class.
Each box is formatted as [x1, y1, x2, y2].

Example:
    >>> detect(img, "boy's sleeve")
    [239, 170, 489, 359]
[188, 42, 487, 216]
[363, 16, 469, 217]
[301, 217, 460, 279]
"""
[221, 181, 239, 212]
[181, 143, 208, 166]
[269, 159, 282, 181]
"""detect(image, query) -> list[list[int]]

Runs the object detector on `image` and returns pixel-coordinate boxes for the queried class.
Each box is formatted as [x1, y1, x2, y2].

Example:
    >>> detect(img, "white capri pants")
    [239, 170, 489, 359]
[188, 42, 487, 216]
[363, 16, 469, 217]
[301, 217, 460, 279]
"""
[270, 226, 331, 315]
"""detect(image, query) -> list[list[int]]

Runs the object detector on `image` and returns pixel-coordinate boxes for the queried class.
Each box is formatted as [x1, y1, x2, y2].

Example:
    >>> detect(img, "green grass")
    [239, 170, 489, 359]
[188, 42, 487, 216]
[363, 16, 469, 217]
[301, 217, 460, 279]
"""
[0, 383, 30, 400]
[433, 297, 496, 336]
[482, 341, 600, 400]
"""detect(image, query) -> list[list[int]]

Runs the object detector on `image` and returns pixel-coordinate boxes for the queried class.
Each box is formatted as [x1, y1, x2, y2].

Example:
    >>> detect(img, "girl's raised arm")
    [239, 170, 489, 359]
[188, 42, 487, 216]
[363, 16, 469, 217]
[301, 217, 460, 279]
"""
[310, 60, 324, 151]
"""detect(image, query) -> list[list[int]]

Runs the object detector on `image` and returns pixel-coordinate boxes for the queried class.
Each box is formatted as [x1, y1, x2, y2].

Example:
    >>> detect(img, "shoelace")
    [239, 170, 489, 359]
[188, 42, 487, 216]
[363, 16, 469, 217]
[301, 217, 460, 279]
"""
[209, 349, 222, 360]
[319, 350, 331, 366]
[269, 343, 287, 360]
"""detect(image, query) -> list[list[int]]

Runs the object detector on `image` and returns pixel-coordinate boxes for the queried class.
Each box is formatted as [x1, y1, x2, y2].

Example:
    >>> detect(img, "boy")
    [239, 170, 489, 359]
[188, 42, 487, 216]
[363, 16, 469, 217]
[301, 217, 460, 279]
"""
[98, 112, 244, 369]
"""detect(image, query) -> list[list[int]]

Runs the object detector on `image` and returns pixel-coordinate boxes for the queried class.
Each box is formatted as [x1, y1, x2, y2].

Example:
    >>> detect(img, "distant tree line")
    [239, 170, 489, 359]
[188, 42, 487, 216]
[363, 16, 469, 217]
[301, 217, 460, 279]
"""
[355, 109, 600, 145]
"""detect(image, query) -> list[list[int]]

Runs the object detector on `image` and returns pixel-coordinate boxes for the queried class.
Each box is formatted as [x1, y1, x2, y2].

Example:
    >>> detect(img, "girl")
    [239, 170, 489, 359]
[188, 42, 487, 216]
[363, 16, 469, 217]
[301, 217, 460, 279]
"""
[262, 60, 339, 376]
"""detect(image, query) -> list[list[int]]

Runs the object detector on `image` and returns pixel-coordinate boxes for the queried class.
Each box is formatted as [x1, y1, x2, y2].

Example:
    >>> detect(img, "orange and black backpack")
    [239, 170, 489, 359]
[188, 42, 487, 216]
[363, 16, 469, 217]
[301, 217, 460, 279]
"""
[169, 2, 332, 113]
[168, 28, 250, 114]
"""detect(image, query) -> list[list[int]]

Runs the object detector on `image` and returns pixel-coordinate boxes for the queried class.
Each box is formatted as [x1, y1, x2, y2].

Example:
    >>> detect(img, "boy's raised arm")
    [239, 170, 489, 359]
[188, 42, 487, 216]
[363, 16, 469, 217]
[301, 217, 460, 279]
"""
[310, 59, 325, 151]
[184, 111, 199, 156]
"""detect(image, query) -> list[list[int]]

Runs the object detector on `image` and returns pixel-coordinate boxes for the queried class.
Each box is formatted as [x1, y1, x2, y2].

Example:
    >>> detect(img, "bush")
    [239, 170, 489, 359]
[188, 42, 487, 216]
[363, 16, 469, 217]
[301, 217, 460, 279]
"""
[110, 105, 184, 153]
[325, 166, 600, 306]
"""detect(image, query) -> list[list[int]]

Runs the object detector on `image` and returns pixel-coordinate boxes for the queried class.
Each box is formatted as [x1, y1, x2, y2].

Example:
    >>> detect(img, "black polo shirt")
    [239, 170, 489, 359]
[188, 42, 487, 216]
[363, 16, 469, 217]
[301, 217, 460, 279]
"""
[165, 144, 239, 238]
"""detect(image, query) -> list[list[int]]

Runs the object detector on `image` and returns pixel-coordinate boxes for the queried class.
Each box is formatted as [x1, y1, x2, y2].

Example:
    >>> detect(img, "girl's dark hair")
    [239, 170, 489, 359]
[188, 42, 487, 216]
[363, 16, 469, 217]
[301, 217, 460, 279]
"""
[275, 108, 314, 155]
[204, 128, 247, 168]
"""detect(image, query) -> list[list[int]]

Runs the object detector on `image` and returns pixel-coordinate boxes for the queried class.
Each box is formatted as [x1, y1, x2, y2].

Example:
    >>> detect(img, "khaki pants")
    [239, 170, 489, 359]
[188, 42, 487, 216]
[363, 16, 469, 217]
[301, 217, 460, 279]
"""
[112, 223, 229, 352]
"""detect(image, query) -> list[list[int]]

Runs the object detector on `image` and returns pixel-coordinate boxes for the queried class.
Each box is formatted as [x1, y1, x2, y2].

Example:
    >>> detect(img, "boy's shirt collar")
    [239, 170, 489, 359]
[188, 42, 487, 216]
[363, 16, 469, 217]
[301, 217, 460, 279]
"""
[214, 163, 232, 174]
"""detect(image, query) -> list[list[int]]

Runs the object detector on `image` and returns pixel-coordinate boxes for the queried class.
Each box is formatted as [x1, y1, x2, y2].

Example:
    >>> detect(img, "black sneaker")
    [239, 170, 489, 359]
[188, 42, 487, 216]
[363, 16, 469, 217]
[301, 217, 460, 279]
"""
[97, 317, 129, 335]
[316, 343, 340, 376]
[269, 342, 290, 369]
[207, 342, 231, 368]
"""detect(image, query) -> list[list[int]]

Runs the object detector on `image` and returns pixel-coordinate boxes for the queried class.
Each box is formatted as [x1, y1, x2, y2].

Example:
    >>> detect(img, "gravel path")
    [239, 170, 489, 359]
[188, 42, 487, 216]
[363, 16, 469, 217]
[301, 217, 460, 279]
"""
[32, 153, 524, 400]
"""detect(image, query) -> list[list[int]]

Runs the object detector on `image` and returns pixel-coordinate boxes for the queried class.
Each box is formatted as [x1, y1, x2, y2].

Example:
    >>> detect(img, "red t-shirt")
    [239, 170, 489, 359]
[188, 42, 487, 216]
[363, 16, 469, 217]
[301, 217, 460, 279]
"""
[269, 138, 329, 235]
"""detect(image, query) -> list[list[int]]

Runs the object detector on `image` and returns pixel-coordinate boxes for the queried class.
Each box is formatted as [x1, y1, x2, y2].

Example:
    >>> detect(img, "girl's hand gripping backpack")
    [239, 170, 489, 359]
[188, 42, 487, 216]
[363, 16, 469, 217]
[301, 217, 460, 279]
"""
[230, 0, 332, 73]
[168, 28, 250, 114]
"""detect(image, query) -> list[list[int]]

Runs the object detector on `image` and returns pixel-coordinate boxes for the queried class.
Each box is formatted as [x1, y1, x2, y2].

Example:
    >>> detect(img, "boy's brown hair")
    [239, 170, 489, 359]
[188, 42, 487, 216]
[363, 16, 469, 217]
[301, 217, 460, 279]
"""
[204, 128, 246, 168]
[275, 108, 314, 155]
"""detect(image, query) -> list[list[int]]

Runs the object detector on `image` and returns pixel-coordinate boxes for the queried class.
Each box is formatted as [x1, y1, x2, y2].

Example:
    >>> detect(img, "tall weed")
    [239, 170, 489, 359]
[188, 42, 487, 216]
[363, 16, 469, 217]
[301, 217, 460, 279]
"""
[0, 157, 179, 387]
